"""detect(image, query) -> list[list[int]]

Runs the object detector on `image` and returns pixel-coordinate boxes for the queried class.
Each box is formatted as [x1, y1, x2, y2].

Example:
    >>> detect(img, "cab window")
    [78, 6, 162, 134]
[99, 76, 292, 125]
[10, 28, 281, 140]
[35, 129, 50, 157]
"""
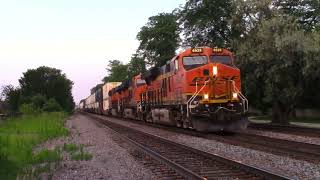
[136, 79, 146, 87]
[182, 56, 208, 70]
[210, 55, 232, 66]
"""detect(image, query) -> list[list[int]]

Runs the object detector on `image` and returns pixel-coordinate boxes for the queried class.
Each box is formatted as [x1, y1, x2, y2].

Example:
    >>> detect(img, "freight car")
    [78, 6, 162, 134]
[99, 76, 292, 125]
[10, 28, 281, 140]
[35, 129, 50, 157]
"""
[82, 82, 121, 114]
[81, 47, 248, 132]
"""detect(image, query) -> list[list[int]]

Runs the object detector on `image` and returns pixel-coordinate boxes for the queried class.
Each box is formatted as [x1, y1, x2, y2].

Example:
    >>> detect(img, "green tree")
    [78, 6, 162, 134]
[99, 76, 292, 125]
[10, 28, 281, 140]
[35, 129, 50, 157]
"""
[19, 66, 74, 112]
[179, 0, 234, 47]
[1, 85, 21, 112]
[273, 0, 320, 31]
[19, 103, 38, 114]
[42, 98, 63, 112]
[102, 60, 128, 83]
[128, 54, 146, 78]
[237, 15, 320, 124]
[230, 0, 274, 46]
[137, 13, 180, 67]
[298, 31, 320, 108]
[30, 94, 47, 109]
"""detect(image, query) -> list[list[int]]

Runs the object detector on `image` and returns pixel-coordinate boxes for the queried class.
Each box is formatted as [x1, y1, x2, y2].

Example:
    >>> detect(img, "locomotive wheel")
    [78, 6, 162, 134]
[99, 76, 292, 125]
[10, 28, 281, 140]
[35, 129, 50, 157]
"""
[176, 120, 182, 128]
[183, 120, 192, 129]
[146, 112, 153, 123]
[183, 121, 188, 129]
[174, 112, 182, 128]
[137, 112, 144, 121]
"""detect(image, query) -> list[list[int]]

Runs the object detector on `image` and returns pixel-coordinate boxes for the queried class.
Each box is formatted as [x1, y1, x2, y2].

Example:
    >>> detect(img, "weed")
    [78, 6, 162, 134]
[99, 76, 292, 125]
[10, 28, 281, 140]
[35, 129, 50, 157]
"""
[0, 112, 68, 180]
[71, 151, 93, 161]
[32, 149, 61, 164]
[70, 145, 92, 161]
[63, 143, 78, 153]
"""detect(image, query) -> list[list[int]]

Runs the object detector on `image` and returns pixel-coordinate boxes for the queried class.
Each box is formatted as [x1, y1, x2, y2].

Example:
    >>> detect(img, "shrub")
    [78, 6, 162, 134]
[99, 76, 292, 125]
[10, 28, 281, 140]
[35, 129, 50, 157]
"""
[62, 143, 78, 153]
[19, 103, 39, 115]
[42, 99, 62, 112]
[30, 95, 47, 109]
[32, 149, 61, 164]
[71, 151, 92, 161]
[70, 145, 92, 161]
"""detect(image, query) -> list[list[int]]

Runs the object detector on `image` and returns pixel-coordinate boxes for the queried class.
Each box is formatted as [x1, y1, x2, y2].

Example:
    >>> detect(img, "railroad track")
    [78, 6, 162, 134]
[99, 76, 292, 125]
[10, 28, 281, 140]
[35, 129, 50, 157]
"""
[88, 113, 290, 180]
[248, 123, 320, 138]
[86, 112, 320, 164]
[211, 133, 320, 164]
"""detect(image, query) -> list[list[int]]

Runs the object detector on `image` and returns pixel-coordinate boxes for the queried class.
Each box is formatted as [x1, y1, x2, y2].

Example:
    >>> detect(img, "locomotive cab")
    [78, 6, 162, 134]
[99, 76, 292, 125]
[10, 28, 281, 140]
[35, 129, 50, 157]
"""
[180, 47, 248, 132]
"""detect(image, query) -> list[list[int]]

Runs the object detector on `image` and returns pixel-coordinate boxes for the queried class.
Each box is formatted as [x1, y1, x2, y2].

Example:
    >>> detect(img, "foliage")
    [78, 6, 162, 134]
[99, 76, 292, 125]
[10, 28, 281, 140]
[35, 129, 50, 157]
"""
[19, 66, 74, 112]
[62, 143, 92, 161]
[70, 145, 92, 161]
[42, 98, 63, 112]
[62, 143, 78, 153]
[1, 85, 21, 112]
[230, 0, 274, 48]
[32, 149, 61, 164]
[137, 13, 180, 67]
[128, 54, 146, 77]
[29, 94, 47, 109]
[179, 0, 234, 48]
[298, 31, 320, 108]
[0, 112, 68, 179]
[102, 60, 128, 83]
[236, 14, 320, 124]
[19, 103, 39, 115]
[273, 0, 320, 31]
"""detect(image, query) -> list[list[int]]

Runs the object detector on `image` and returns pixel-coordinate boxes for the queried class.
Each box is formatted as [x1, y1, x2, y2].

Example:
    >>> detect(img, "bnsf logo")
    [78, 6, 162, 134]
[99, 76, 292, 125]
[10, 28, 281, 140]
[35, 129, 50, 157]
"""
[191, 76, 239, 83]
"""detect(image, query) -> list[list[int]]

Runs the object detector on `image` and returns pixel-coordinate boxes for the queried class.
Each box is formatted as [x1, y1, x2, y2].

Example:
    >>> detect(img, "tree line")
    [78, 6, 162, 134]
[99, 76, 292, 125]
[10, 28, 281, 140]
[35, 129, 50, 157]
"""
[1, 66, 75, 114]
[101, 0, 320, 124]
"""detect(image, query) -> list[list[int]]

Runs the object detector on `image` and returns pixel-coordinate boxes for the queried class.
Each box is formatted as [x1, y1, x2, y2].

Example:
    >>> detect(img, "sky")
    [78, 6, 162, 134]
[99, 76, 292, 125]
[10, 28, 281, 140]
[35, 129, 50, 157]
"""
[0, 0, 185, 103]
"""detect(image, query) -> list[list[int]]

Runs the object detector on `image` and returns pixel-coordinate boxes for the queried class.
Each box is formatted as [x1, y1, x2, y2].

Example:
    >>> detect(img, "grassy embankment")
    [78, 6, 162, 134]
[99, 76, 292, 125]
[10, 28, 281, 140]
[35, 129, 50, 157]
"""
[0, 112, 68, 179]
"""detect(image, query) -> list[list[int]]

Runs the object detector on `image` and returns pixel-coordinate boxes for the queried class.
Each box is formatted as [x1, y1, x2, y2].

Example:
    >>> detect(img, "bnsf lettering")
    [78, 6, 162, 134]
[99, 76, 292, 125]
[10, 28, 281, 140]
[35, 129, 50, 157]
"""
[191, 76, 239, 83]
[192, 77, 208, 82]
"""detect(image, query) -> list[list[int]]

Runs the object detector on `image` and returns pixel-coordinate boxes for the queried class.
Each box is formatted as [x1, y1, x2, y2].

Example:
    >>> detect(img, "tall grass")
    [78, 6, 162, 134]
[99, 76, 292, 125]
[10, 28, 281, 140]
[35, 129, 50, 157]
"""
[0, 112, 68, 179]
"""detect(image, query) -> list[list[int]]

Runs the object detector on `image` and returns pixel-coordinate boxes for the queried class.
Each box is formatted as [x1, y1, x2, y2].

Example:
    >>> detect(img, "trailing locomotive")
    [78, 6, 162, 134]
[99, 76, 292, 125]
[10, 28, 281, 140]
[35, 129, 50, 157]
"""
[81, 47, 248, 132]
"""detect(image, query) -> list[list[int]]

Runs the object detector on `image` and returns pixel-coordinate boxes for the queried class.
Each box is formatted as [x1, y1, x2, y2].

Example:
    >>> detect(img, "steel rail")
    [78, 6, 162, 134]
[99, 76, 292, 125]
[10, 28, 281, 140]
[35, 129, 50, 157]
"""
[88, 113, 292, 180]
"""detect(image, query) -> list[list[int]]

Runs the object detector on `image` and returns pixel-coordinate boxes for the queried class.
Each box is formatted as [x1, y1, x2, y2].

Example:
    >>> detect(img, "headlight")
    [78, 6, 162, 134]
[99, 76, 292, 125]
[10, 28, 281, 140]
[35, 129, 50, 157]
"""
[213, 66, 218, 76]
[204, 94, 209, 100]
[232, 93, 238, 99]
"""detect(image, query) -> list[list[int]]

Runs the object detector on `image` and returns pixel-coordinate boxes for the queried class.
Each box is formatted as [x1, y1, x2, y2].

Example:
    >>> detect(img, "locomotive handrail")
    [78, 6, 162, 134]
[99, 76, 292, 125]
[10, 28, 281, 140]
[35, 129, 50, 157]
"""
[232, 81, 249, 113]
[187, 80, 210, 118]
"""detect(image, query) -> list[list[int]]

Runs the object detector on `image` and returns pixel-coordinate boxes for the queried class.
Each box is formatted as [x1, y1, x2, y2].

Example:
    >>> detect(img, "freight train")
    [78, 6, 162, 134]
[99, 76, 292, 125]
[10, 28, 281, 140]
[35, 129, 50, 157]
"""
[80, 47, 248, 132]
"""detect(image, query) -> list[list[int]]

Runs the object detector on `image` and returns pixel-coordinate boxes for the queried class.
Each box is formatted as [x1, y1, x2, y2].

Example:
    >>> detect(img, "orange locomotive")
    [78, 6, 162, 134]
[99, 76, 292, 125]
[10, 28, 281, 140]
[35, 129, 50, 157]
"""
[107, 47, 248, 132]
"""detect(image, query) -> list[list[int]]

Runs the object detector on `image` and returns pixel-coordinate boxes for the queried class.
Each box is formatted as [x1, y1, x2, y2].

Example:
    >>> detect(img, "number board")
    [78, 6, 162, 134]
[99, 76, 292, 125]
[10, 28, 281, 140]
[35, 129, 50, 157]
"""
[191, 48, 203, 53]
[213, 48, 223, 53]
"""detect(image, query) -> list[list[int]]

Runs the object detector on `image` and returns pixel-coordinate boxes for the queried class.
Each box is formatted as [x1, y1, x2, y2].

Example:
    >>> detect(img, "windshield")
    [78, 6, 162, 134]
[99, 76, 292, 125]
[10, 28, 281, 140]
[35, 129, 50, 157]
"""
[183, 56, 208, 70]
[210, 55, 232, 66]
[136, 79, 146, 87]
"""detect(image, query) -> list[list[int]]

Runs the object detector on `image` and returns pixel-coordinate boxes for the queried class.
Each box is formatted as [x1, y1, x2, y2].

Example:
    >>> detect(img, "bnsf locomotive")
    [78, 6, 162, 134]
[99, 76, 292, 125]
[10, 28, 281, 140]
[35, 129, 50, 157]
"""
[80, 47, 248, 132]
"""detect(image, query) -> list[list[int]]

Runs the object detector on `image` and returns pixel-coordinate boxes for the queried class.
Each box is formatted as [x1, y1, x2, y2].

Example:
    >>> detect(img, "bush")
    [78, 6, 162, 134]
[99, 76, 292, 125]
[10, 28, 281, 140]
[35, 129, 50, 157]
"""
[42, 99, 62, 112]
[19, 103, 39, 114]
[30, 95, 47, 109]
[32, 149, 61, 164]
[63, 143, 78, 153]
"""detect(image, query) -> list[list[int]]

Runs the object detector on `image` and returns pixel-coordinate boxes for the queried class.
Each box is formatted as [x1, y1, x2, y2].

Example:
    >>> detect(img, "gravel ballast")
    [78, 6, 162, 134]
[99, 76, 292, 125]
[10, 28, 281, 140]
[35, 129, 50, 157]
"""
[92, 114, 320, 180]
[37, 113, 153, 180]
[246, 129, 320, 145]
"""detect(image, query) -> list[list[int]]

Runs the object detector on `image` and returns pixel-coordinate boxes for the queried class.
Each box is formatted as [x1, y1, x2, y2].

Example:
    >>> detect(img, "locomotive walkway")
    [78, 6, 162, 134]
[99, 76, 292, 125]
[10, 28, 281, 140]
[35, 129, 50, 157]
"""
[88, 113, 291, 180]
